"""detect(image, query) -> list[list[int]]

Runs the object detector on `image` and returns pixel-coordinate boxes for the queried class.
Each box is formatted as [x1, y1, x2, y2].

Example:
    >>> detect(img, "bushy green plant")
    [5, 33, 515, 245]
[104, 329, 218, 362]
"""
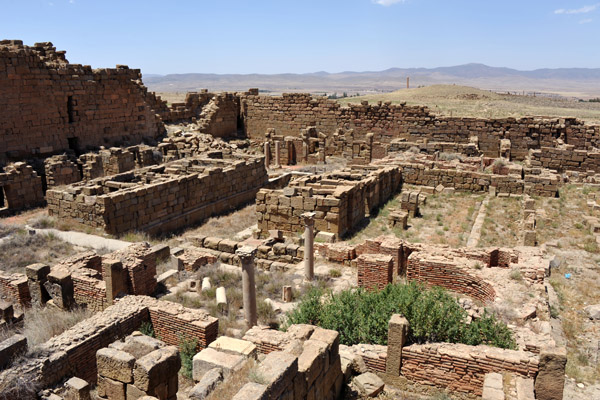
[179, 335, 198, 379]
[139, 321, 155, 338]
[284, 282, 516, 349]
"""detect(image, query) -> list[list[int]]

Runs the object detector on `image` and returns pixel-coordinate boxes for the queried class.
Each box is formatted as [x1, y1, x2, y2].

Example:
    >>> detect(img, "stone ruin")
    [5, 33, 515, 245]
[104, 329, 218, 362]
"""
[0, 39, 594, 400]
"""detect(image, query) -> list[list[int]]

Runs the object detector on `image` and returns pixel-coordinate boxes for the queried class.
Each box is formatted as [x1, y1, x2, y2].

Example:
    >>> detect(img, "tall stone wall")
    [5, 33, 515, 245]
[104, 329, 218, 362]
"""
[241, 92, 600, 160]
[0, 41, 165, 162]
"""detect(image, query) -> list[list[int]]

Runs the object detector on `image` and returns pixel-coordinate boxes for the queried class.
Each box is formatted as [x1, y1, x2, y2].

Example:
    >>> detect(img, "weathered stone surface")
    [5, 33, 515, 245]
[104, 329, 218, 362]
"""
[188, 368, 223, 399]
[133, 346, 181, 391]
[64, 376, 91, 400]
[534, 348, 567, 400]
[354, 372, 384, 397]
[208, 336, 257, 359]
[584, 304, 600, 320]
[231, 382, 268, 400]
[481, 373, 504, 400]
[255, 351, 298, 399]
[192, 348, 246, 382]
[96, 347, 136, 383]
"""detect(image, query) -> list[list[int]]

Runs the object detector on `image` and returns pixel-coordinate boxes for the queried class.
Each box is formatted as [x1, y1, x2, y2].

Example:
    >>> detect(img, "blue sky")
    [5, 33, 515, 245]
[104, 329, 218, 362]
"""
[1, 0, 598, 74]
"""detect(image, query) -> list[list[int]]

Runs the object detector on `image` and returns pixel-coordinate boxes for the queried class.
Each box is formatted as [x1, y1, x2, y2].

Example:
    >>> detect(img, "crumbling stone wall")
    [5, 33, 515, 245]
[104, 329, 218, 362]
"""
[46, 154, 267, 235]
[0, 162, 44, 212]
[241, 92, 600, 161]
[256, 166, 401, 238]
[357, 254, 394, 291]
[530, 145, 600, 173]
[0, 40, 164, 161]
[237, 325, 343, 400]
[0, 296, 216, 397]
[44, 155, 81, 188]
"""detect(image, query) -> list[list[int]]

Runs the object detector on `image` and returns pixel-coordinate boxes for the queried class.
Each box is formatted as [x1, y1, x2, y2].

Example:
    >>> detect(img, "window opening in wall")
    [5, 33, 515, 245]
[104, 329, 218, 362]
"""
[67, 96, 75, 123]
[67, 137, 80, 156]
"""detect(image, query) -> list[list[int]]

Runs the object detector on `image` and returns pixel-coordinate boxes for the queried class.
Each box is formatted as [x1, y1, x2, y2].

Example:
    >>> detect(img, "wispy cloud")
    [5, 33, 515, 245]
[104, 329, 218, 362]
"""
[580, 18, 593, 23]
[372, 0, 407, 6]
[554, 4, 599, 14]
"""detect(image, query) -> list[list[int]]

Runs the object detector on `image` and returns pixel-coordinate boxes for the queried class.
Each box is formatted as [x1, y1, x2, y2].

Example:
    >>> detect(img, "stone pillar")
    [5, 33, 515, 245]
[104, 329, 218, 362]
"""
[386, 314, 409, 376]
[103, 259, 127, 302]
[44, 269, 74, 310]
[534, 347, 567, 400]
[302, 212, 316, 280]
[282, 286, 293, 302]
[264, 141, 271, 169]
[0, 301, 14, 322]
[275, 141, 281, 167]
[25, 263, 50, 306]
[237, 246, 257, 329]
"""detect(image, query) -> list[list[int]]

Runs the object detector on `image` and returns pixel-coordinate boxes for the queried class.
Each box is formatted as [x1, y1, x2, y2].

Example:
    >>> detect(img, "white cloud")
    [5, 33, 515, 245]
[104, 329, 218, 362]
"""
[372, 0, 407, 6]
[554, 4, 599, 14]
[580, 18, 593, 23]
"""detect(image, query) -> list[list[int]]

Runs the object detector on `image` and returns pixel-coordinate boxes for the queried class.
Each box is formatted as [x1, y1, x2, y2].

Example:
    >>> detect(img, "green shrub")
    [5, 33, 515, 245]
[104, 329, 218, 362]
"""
[284, 282, 516, 349]
[139, 321, 155, 338]
[179, 335, 198, 379]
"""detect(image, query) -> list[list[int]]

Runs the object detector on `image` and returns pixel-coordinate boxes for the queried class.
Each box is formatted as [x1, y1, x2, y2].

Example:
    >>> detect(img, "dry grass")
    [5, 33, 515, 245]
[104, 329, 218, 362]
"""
[478, 196, 522, 248]
[173, 203, 257, 243]
[18, 306, 93, 350]
[0, 230, 75, 274]
[337, 85, 600, 124]
[347, 189, 482, 247]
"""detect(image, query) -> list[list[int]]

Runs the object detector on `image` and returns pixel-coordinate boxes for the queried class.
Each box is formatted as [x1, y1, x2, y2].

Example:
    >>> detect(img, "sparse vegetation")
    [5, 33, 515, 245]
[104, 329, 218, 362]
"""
[179, 335, 199, 379]
[0, 230, 75, 274]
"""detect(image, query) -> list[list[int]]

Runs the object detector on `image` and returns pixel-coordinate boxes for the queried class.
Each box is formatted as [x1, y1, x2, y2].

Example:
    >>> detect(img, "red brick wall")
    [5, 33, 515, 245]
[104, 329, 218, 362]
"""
[401, 343, 539, 396]
[72, 275, 109, 312]
[0, 271, 31, 307]
[407, 255, 496, 303]
[357, 254, 394, 291]
[149, 302, 218, 351]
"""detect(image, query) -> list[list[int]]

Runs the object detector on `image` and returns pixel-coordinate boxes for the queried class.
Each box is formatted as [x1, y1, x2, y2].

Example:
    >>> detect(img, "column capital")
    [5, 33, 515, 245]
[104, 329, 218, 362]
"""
[236, 246, 257, 263]
[301, 212, 316, 225]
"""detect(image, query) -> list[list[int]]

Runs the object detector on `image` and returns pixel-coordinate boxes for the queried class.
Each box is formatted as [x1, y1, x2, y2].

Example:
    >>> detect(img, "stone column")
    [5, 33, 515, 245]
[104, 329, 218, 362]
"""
[237, 246, 257, 329]
[25, 263, 50, 306]
[275, 141, 281, 167]
[264, 141, 271, 169]
[386, 314, 409, 376]
[302, 212, 316, 280]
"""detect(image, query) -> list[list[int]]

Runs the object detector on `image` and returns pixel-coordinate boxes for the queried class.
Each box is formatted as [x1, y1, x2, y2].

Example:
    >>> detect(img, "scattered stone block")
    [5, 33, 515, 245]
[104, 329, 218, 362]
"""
[354, 372, 384, 397]
[96, 347, 136, 383]
[189, 368, 223, 400]
[192, 347, 246, 382]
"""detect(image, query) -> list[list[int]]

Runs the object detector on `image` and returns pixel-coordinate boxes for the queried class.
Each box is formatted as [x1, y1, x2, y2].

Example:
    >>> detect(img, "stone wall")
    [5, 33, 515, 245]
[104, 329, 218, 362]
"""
[0, 41, 165, 162]
[0, 296, 217, 398]
[44, 155, 81, 188]
[407, 253, 496, 304]
[0, 162, 45, 212]
[256, 166, 401, 238]
[241, 92, 600, 161]
[47, 154, 267, 235]
[236, 325, 343, 400]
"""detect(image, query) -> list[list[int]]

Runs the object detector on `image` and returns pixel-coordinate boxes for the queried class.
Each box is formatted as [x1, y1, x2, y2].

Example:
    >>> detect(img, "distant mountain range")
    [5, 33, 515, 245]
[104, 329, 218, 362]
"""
[143, 63, 600, 98]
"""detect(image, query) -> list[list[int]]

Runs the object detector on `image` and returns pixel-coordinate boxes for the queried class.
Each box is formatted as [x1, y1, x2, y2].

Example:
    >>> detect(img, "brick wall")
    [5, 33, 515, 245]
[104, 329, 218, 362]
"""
[148, 301, 218, 352]
[0, 296, 218, 394]
[47, 155, 267, 235]
[407, 254, 496, 303]
[0, 41, 164, 161]
[0, 271, 31, 307]
[44, 155, 81, 188]
[400, 343, 539, 396]
[357, 254, 393, 291]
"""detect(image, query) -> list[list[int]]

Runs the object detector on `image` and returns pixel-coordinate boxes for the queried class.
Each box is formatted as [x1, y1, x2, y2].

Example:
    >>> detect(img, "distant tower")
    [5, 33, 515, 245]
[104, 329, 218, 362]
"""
[407, 77, 410, 89]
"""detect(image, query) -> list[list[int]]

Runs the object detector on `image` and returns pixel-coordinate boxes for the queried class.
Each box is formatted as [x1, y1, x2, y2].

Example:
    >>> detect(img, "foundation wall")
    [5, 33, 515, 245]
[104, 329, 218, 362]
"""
[357, 254, 394, 291]
[46, 156, 267, 235]
[0, 162, 45, 212]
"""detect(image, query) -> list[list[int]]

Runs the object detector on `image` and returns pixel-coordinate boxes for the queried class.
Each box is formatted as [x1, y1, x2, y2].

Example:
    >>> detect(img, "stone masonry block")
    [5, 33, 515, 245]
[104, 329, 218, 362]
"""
[96, 347, 136, 383]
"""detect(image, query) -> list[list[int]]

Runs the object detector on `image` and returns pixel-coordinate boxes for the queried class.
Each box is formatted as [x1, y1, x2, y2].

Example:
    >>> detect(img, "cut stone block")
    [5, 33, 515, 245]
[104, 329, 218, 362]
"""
[189, 367, 223, 399]
[354, 372, 384, 397]
[192, 347, 246, 382]
[133, 346, 181, 392]
[208, 336, 257, 359]
[96, 347, 136, 383]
